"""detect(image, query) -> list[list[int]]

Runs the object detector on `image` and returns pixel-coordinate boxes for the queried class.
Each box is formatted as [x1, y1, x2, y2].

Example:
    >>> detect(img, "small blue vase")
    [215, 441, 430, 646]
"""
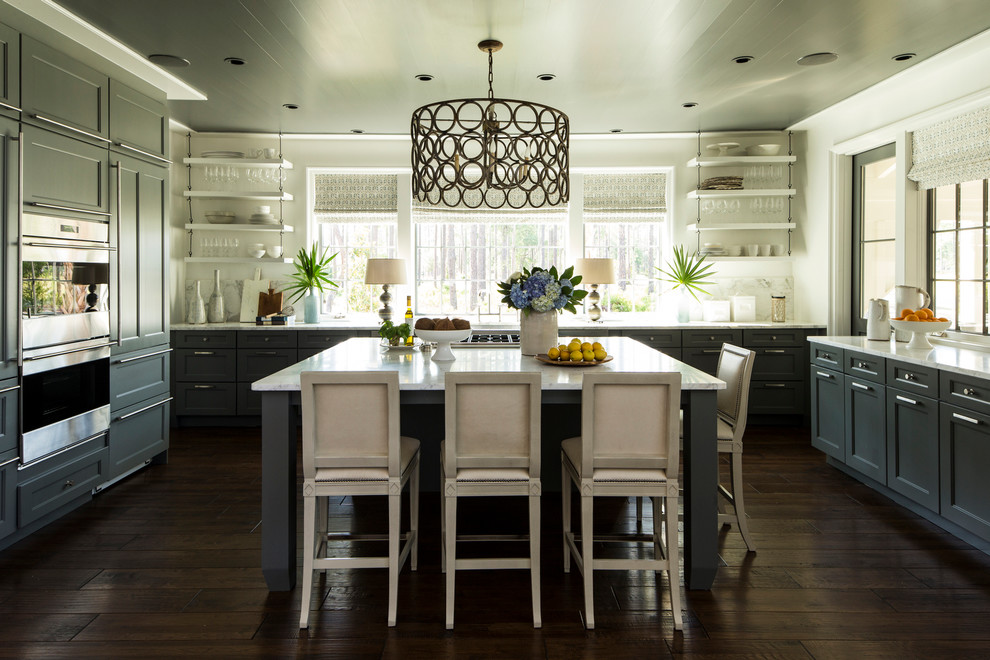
[303, 290, 320, 324]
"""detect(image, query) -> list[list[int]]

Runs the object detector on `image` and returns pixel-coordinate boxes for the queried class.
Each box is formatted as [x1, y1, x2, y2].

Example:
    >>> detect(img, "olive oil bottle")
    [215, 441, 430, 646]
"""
[404, 295, 414, 345]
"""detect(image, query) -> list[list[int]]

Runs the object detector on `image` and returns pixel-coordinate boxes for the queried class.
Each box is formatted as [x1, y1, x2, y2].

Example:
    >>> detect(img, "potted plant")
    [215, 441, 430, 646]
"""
[284, 243, 338, 323]
[377, 319, 411, 346]
[495, 265, 587, 354]
[655, 246, 715, 322]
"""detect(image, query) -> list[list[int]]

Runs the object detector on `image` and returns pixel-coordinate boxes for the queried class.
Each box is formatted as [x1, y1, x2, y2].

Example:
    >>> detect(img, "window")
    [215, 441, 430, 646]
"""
[311, 172, 397, 315]
[413, 209, 566, 315]
[851, 144, 896, 335]
[930, 179, 989, 334]
[582, 173, 668, 313]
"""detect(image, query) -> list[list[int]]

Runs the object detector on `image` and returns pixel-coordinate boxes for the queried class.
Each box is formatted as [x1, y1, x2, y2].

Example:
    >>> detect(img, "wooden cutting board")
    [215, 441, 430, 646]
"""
[239, 271, 269, 322]
[257, 287, 284, 318]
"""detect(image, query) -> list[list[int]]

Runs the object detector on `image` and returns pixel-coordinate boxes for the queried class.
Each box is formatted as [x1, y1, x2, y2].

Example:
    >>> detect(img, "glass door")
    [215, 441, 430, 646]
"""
[851, 144, 896, 335]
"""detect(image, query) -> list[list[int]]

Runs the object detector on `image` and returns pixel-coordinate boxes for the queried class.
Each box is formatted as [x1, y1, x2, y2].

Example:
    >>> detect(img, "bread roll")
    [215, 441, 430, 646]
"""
[452, 318, 471, 330]
[415, 317, 435, 330]
[434, 317, 455, 331]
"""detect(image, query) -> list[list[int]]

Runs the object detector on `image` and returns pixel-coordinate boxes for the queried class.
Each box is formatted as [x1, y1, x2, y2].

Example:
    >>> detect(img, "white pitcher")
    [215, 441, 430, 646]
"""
[866, 298, 890, 340]
[891, 285, 931, 341]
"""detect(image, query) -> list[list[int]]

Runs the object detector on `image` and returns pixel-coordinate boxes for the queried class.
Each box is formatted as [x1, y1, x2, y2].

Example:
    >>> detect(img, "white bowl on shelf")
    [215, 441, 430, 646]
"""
[889, 319, 951, 349]
[205, 211, 235, 224]
[746, 144, 781, 156]
[416, 328, 472, 361]
[247, 248, 266, 259]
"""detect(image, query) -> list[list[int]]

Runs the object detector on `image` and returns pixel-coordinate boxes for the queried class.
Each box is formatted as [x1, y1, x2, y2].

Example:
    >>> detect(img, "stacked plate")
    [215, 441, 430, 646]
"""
[700, 176, 743, 190]
[201, 150, 244, 158]
[249, 212, 279, 224]
[699, 243, 726, 257]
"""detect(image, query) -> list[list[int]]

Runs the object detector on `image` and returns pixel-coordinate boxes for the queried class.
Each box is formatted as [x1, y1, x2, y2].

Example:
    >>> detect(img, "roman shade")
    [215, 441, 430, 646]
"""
[907, 105, 990, 190]
[313, 173, 398, 222]
[583, 172, 668, 222]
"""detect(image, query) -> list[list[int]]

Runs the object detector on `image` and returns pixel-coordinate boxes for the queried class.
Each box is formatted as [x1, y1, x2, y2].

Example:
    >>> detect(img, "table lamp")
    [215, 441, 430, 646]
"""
[575, 258, 615, 322]
[364, 258, 407, 321]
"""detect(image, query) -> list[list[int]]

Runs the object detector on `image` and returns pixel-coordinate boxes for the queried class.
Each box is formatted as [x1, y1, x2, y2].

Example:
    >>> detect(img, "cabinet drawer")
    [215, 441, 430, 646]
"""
[844, 349, 884, 383]
[108, 394, 169, 481]
[940, 371, 990, 417]
[237, 382, 263, 416]
[681, 347, 722, 376]
[22, 125, 108, 216]
[172, 330, 236, 349]
[109, 80, 168, 163]
[811, 344, 843, 370]
[174, 349, 236, 382]
[886, 361, 938, 398]
[744, 329, 806, 347]
[1, 450, 16, 541]
[238, 331, 297, 349]
[939, 402, 990, 542]
[237, 348, 296, 382]
[110, 347, 170, 412]
[173, 382, 236, 416]
[682, 329, 742, 348]
[17, 435, 107, 527]
[21, 36, 109, 143]
[749, 381, 806, 415]
[622, 330, 680, 349]
[751, 347, 805, 381]
[0, 382, 18, 455]
[297, 331, 358, 349]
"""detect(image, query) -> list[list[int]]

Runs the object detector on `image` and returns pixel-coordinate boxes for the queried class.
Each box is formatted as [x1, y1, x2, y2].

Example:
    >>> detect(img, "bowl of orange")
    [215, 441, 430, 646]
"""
[890, 307, 950, 349]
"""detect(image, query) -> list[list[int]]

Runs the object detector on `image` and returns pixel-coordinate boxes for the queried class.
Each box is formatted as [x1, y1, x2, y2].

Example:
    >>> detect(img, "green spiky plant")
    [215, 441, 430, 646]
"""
[284, 243, 338, 303]
[655, 245, 716, 302]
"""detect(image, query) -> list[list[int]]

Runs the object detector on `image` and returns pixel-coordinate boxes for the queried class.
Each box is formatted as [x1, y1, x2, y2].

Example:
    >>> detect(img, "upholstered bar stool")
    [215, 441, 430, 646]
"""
[298, 371, 421, 629]
[441, 371, 542, 629]
[561, 372, 683, 630]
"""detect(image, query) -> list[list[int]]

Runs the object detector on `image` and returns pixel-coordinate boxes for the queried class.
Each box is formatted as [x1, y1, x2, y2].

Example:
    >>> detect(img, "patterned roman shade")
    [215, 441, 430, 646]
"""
[583, 172, 668, 222]
[907, 105, 990, 190]
[313, 173, 397, 222]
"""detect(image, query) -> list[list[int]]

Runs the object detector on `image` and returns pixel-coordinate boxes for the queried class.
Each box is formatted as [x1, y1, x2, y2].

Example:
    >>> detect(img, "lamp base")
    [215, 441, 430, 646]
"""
[378, 284, 393, 321]
[587, 285, 602, 322]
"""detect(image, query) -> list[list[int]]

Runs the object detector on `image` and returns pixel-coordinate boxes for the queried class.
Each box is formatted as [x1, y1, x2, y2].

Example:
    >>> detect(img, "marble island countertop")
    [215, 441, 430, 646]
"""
[810, 335, 990, 380]
[173, 314, 823, 332]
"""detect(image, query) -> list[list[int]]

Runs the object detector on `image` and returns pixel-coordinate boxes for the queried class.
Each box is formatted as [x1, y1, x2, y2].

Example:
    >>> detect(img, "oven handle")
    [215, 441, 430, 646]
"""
[26, 202, 112, 218]
[22, 241, 115, 251]
[22, 342, 115, 361]
[114, 160, 122, 346]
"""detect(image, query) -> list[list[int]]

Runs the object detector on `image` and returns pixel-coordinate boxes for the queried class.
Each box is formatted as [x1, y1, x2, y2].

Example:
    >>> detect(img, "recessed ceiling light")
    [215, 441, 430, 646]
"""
[537, 73, 556, 81]
[414, 74, 434, 81]
[731, 55, 754, 64]
[892, 52, 916, 62]
[282, 103, 299, 110]
[224, 57, 246, 66]
[681, 102, 698, 108]
[796, 52, 838, 66]
[610, 128, 623, 133]
[147, 54, 190, 68]
[350, 129, 364, 134]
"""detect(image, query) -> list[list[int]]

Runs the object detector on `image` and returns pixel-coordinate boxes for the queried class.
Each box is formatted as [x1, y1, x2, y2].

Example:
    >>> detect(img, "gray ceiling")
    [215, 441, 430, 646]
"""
[52, 0, 990, 135]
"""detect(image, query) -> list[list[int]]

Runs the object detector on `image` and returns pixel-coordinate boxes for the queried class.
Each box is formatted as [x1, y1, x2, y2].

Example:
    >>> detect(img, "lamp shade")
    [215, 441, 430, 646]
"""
[364, 258, 407, 285]
[574, 258, 615, 284]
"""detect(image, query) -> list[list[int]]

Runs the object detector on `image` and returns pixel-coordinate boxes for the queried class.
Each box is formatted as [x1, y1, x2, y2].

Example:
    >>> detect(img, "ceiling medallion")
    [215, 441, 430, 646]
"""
[410, 39, 569, 209]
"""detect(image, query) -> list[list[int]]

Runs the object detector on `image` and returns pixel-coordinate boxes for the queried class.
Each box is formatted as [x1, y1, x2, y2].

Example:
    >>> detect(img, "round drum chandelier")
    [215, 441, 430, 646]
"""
[411, 39, 569, 209]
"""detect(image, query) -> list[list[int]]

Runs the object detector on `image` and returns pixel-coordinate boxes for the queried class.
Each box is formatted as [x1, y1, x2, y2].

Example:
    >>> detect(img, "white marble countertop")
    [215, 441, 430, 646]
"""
[252, 336, 726, 392]
[174, 313, 823, 332]
[809, 335, 990, 380]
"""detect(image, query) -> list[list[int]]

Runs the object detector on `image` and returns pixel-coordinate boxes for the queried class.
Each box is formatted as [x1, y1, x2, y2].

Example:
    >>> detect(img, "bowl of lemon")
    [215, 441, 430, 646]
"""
[535, 338, 612, 367]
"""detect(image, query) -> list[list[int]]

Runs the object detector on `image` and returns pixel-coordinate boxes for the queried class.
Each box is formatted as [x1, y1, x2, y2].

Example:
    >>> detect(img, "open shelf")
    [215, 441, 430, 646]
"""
[183, 191, 293, 201]
[687, 222, 796, 232]
[183, 157, 293, 169]
[707, 256, 793, 262]
[184, 223, 293, 232]
[687, 155, 796, 168]
[183, 257, 294, 264]
[687, 188, 795, 199]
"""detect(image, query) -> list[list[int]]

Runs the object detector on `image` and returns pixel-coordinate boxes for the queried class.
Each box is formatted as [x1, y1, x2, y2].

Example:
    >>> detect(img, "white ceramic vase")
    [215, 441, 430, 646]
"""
[187, 281, 206, 324]
[520, 310, 558, 356]
[207, 269, 225, 322]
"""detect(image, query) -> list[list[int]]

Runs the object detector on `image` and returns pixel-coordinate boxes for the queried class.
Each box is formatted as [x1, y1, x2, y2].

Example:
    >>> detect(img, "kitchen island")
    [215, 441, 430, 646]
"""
[252, 336, 725, 592]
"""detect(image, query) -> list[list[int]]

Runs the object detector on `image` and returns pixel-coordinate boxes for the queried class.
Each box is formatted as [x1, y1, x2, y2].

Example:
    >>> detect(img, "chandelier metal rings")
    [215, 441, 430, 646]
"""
[411, 40, 569, 209]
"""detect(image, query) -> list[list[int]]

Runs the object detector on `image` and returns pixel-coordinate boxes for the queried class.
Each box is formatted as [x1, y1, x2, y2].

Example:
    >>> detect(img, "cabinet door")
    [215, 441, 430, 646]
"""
[0, 450, 15, 541]
[0, 22, 18, 118]
[886, 389, 939, 512]
[751, 347, 805, 380]
[0, 117, 16, 381]
[22, 125, 109, 217]
[110, 347, 170, 412]
[237, 348, 296, 382]
[111, 154, 168, 354]
[681, 346, 722, 375]
[21, 36, 109, 143]
[109, 80, 168, 163]
[173, 349, 236, 382]
[939, 402, 990, 542]
[17, 435, 107, 527]
[0, 381, 17, 455]
[108, 394, 169, 480]
[844, 376, 886, 482]
[810, 366, 844, 459]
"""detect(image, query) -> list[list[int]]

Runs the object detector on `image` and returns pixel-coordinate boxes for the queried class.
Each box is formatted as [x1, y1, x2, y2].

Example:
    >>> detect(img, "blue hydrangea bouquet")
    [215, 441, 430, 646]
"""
[496, 266, 587, 315]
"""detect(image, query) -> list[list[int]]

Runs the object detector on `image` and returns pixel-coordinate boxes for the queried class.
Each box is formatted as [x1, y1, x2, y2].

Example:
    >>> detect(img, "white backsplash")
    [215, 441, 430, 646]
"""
[700, 276, 794, 321]
[184, 278, 289, 322]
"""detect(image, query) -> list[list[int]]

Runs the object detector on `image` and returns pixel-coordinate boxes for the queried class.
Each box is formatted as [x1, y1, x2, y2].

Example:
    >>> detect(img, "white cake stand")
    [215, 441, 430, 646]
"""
[889, 319, 951, 349]
[416, 328, 472, 361]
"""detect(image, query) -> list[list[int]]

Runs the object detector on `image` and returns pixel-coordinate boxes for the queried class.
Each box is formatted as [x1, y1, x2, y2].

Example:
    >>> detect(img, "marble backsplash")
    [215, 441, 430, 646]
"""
[184, 278, 289, 323]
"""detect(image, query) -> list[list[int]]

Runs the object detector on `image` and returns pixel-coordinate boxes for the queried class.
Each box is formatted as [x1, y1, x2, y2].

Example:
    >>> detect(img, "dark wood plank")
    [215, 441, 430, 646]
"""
[71, 612, 265, 641]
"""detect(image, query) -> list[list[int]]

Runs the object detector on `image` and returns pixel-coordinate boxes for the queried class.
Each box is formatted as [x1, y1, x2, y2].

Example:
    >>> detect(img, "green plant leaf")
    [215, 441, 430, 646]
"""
[656, 245, 716, 303]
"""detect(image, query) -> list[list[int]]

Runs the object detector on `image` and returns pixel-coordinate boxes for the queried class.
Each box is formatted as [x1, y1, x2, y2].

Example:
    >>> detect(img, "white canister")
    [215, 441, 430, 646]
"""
[731, 296, 756, 322]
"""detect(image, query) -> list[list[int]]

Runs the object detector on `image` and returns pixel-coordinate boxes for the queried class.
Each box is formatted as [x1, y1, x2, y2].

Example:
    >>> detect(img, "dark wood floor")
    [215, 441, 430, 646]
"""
[2, 425, 990, 658]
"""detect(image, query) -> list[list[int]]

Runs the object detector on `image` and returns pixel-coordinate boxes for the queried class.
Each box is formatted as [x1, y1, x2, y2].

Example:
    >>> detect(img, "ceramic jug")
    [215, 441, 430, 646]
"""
[892, 285, 930, 341]
[866, 298, 890, 340]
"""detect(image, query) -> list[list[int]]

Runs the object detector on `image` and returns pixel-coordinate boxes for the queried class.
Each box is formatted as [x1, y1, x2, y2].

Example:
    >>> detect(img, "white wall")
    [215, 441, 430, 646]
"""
[169, 130, 802, 321]
[790, 29, 990, 333]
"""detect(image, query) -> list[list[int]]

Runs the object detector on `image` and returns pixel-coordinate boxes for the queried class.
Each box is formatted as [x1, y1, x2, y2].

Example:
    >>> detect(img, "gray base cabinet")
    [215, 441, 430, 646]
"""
[0, 451, 15, 541]
[810, 365, 844, 459]
[17, 435, 108, 527]
[844, 375, 886, 482]
[108, 396, 170, 481]
[886, 362, 940, 512]
[940, 402, 990, 542]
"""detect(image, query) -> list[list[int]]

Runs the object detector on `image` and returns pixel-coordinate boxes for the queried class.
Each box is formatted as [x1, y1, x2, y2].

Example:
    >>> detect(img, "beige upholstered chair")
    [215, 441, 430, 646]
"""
[711, 343, 757, 552]
[561, 371, 683, 630]
[298, 371, 420, 629]
[441, 371, 542, 630]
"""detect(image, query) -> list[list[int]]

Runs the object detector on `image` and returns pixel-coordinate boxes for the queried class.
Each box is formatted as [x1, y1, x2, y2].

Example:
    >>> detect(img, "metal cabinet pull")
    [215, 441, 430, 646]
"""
[254, 351, 278, 356]
[764, 383, 786, 388]
[816, 371, 833, 379]
[23, 342, 114, 360]
[701, 349, 721, 354]
[30, 113, 112, 143]
[821, 353, 832, 360]
[115, 397, 172, 421]
[0, 456, 20, 470]
[903, 373, 916, 381]
[770, 335, 777, 340]
[895, 395, 918, 405]
[63, 480, 75, 489]
[27, 201, 112, 217]
[0, 100, 21, 113]
[193, 351, 215, 355]
[963, 387, 979, 397]
[765, 349, 786, 354]
[114, 347, 172, 364]
[114, 141, 172, 165]
[953, 412, 980, 425]
[0, 384, 20, 395]
[193, 384, 215, 390]
[850, 381, 870, 391]
[114, 161, 122, 346]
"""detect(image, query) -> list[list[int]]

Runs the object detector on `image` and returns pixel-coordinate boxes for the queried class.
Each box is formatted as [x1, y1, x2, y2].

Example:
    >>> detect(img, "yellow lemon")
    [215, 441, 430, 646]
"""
[560, 349, 570, 360]
[570, 350, 584, 362]
[570, 338, 581, 344]
[568, 342, 582, 353]
[582, 349, 595, 361]
[593, 348, 607, 361]
[547, 347, 560, 360]
[592, 341, 603, 351]
[581, 342, 593, 351]
[557, 344, 568, 354]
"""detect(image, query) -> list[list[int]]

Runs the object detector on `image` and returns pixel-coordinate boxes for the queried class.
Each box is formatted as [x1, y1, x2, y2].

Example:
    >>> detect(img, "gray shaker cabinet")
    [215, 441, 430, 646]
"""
[21, 124, 108, 217]
[885, 362, 940, 512]
[109, 80, 169, 164]
[810, 365, 844, 460]
[0, 21, 19, 118]
[843, 374, 886, 483]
